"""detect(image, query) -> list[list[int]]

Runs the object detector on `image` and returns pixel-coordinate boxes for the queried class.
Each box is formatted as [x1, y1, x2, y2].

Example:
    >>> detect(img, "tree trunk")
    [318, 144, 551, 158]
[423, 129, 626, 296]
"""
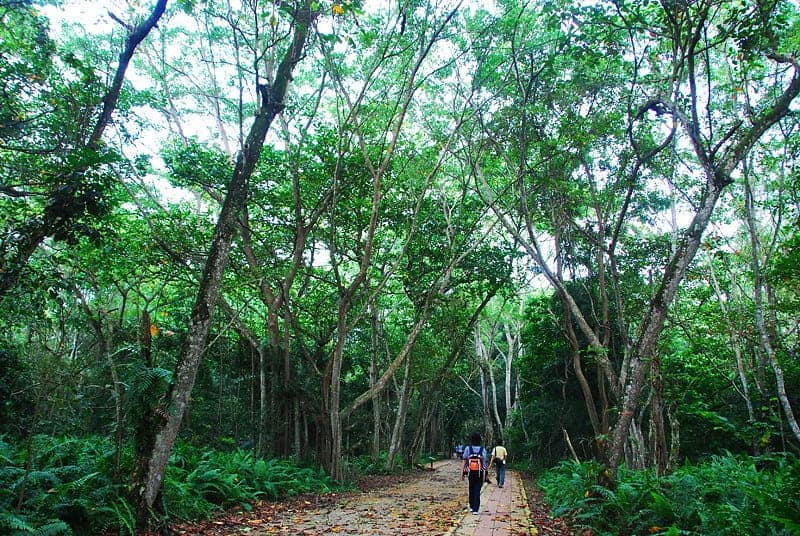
[132, 4, 315, 523]
[667, 401, 680, 472]
[744, 173, 800, 444]
[608, 182, 724, 477]
[409, 396, 437, 463]
[328, 313, 348, 481]
[649, 356, 669, 475]
[487, 347, 503, 440]
[70, 279, 125, 476]
[555, 221, 605, 456]
[479, 361, 493, 447]
[474, 324, 494, 445]
[258, 342, 270, 457]
[217, 298, 272, 457]
[565, 304, 604, 450]
[478, 321, 504, 441]
[708, 260, 758, 451]
[293, 397, 301, 460]
[502, 322, 516, 430]
[606, 39, 800, 479]
[386, 356, 413, 470]
[323, 5, 459, 480]
[370, 305, 382, 461]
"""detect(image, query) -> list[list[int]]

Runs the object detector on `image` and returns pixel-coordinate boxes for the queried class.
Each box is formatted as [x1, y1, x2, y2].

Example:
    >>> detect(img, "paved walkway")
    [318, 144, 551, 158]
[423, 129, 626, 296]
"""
[447, 468, 538, 536]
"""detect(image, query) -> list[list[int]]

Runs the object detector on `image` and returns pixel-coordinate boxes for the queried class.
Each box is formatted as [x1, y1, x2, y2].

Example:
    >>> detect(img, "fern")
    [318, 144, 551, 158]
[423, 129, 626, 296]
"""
[127, 365, 172, 401]
[13, 469, 62, 502]
[0, 436, 14, 464]
[6, 437, 342, 532]
[0, 511, 34, 532]
[162, 445, 341, 519]
[32, 520, 71, 536]
[97, 498, 137, 536]
[55, 471, 99, 495]
[0, 514, 72, 536]
[539, 453, 800, 536]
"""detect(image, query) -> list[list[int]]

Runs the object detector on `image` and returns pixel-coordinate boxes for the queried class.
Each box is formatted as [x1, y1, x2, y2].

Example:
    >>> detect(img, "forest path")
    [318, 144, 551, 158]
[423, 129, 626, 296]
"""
[448, 460, 537, 536]
[166, 459, 571, 535]
[247, 459, 535, 536]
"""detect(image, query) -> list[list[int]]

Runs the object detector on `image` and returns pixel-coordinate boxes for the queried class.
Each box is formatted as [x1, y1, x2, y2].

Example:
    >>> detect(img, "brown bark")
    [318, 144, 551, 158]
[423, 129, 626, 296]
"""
[649, 356, 669, 475]
[486, 332, 504, 439]
[478, 355, 493, 446]
[708, 259, 758, 449]
[409, 398, 437, 463]
[475, 320, 503, 442]
[322, 5, 460, 481]
[502, 321, 518, 430]
[69, 276, 125, 475]
[370, 305, 382, 461]
[400, 289, 498, 462]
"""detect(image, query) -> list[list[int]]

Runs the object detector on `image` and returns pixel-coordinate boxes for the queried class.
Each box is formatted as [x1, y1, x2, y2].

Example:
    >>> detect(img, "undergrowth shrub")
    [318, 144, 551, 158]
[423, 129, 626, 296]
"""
[0, 435, 120, 535]
[0, 435, 341, 534]
[349, 451, 413, 475]
[163, 443, 339, 520]
[538, 452, 800, 535]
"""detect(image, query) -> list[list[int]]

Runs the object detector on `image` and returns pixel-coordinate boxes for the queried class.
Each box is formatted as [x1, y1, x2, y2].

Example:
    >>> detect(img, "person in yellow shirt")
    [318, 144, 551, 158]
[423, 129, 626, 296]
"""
[489, 442, 508, 488]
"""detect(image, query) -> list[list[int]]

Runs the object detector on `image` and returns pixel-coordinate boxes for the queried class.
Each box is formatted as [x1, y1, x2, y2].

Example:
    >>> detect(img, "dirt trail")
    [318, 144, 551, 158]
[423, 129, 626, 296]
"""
[248, 459, 467, 535]
[166, 459, 574, 535]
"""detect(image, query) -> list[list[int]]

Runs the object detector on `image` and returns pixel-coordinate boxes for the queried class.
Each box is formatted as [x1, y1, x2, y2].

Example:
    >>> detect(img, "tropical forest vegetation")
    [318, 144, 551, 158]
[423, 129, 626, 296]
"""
[1, 0, 800, 534]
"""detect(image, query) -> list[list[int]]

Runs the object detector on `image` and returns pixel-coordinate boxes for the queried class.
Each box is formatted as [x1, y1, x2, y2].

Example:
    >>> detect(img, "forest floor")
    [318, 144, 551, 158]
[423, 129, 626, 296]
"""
[161, 459, 577, 535]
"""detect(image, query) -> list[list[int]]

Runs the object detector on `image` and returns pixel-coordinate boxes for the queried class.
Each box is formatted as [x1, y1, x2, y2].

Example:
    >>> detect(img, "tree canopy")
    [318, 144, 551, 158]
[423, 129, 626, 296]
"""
[1, 0, 800, 532]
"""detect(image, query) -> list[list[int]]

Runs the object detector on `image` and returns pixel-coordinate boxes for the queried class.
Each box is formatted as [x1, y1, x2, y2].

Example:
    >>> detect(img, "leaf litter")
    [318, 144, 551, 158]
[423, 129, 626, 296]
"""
[152, 460, 575, 535]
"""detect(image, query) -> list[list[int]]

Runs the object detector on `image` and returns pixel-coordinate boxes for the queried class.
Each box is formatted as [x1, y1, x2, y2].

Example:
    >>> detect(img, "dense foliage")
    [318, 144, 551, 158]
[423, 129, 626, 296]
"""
[0, 435, 339, 535]
[1, 0, 799, 532]
[539, 453, 800, 535]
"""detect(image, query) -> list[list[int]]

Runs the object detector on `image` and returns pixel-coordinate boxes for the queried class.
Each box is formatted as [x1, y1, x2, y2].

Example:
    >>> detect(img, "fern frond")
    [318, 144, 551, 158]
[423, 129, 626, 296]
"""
[0, 511, 34, 531]
[110, 498, 136, 536]
[0, 465, 26, 483]
[0, 436, 14, 464]
[13, 469, 61, 492]
[128, 365, 172, 399]
[32, 520, 71, 536]
[50, 466, 80, 483]
[61, 471, 99, 493]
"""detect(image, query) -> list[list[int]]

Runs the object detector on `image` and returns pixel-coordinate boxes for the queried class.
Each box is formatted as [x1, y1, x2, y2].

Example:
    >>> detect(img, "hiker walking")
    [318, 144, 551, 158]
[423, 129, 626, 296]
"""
[461, 433, 487, 514]
[489, 441, 508, 488]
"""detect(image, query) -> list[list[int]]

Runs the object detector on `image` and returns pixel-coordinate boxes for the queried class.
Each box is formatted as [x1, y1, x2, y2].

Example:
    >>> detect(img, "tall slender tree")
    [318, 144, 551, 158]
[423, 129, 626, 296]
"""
[131, 0, 319, 523]
[466, 0, 800, 482]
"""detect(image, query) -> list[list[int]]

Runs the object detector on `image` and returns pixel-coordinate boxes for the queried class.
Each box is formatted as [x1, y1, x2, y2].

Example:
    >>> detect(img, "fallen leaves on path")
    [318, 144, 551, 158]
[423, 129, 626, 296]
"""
[520, 472, 577, 536]
[142, 461, 576, 535]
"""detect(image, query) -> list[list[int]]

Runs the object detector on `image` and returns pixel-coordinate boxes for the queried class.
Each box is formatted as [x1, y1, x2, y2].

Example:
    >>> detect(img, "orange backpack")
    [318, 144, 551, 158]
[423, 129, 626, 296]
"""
[467, 446, 483, 473]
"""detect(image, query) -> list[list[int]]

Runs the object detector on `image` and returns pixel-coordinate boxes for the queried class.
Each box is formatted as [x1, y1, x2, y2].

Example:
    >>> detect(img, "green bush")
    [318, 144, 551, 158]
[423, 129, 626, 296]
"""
[0, 435, 341, 534]
[538, 453, 800, 535]
[164, 442, 339, 519]
[0, 435, 120, 535]
[349, 451, 413, 475]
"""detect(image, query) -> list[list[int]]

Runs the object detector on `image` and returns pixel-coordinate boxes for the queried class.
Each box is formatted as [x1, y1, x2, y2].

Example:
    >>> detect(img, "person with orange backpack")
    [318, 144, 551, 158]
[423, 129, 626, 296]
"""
[460, 432, 487, 514]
